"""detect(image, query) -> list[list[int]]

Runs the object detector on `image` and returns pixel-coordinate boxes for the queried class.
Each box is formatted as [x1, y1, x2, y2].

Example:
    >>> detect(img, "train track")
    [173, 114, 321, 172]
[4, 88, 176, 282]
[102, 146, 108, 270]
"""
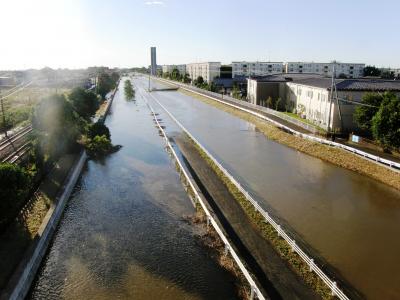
[0, 125, 33, 163]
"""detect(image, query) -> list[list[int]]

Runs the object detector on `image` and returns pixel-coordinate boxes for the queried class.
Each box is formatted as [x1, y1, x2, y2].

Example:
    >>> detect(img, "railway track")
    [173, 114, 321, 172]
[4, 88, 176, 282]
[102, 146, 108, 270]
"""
[0, 125, 33, 163]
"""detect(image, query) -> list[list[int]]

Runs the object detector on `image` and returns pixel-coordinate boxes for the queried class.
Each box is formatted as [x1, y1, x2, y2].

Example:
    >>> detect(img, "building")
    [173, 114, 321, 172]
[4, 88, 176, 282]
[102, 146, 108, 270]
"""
[247, 74, 400, 132]
[186, 62, 221, 83]
[0, 76, 16, 87]
[150, 47, 157, 76]
[284, 62, 365, 78]
[232, 61, 283, 77]
[162, 64, 186, 75]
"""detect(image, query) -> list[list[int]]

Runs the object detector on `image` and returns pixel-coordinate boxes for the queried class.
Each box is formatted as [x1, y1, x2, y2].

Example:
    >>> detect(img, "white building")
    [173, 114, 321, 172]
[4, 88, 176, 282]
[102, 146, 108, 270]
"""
[232, 61, 283, 77]
[247, 75, 400, 132]
[284, 62, 365, 78]
[162, 64, 186, 75]
[186, 62, 221, 83]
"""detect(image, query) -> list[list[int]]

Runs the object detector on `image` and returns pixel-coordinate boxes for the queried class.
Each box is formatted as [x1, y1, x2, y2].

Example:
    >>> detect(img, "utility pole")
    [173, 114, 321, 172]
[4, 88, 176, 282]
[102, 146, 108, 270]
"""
[0, 91, 7, 137]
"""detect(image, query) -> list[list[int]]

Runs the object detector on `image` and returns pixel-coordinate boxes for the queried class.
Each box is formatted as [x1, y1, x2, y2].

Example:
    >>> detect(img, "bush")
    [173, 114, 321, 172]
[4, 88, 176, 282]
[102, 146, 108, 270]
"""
[0, 163, 31, 230]
[85, 135, 114, 158]
[88, 121, 111, 140]
[69, 87, 99, 120]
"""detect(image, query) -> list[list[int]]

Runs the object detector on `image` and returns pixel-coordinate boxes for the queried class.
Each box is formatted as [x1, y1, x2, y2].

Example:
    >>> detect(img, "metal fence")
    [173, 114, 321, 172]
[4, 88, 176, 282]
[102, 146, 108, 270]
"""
[147, 91, 350, 300]
[139, 89, 266, 300]
[156, 77, 400, 172]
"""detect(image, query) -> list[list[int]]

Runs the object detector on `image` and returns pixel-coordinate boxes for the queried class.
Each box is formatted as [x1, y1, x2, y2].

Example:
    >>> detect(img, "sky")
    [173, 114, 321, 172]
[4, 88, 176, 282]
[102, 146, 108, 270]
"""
[1, 0, 399, 70]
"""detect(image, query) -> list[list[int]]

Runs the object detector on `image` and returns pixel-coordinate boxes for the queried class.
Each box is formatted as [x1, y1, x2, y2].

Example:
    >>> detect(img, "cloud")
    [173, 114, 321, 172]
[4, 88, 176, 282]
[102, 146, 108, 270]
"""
[144, 1, 164, 5]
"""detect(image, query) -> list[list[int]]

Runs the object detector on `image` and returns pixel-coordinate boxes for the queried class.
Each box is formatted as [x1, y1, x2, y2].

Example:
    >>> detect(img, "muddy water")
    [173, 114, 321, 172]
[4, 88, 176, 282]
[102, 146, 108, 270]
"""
[29, 78, 238, 300]
[137, 77, 400, 299]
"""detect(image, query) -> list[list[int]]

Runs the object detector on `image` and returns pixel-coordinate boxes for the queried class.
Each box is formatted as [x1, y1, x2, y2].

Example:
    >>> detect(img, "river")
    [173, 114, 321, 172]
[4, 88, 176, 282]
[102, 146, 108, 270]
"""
[136, 76, 400, 299]
[29, 77, 239, 300]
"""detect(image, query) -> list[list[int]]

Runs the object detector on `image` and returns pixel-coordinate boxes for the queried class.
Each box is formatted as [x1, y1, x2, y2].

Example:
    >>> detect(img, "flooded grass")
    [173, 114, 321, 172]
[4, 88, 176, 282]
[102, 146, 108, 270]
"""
[186, 133, 338, 300]
[181, 89, 400, 191]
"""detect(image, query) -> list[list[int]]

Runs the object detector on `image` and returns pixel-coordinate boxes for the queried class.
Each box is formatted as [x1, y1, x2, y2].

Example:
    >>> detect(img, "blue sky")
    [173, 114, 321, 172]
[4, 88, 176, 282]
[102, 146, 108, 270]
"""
[1, 0, 399, 69]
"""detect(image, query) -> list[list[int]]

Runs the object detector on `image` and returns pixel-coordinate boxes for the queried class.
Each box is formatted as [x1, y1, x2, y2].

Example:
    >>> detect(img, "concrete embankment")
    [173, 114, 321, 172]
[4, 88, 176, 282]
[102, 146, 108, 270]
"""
[174, 134, 320, 300]
[1, 85, 119, 300]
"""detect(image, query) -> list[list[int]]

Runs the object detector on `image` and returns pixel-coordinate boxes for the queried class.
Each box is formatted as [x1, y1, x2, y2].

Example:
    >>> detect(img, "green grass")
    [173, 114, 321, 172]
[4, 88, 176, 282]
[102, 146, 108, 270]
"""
[282, 112, 327, 133]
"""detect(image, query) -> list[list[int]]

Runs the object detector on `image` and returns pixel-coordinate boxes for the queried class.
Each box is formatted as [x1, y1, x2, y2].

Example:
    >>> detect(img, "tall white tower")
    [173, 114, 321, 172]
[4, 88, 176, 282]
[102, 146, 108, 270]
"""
[150, 47, 157, 76]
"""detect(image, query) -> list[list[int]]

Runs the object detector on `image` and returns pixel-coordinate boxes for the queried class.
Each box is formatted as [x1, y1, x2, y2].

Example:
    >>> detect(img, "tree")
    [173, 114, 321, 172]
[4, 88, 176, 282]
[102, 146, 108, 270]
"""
[371, 93, 400, 149]
[183, 73, 191, 84]
[266, 96, 273, 108]
[171, 68, 181, 81]
[232, 86, 241, 100]
[353, 93, 384, 132]
[363, 65, 381, 77]
[85, 135, 114, 158]
[69, 87, 99, 120]
[381, 71, 395, 79]
[338, 73, 348, 79]
[124, 79, 135, 100]
[97, 72, 119, 99]
[88, 121, 111, 140]
[275, 98, 282, 111]
[194, 76, 204, 87]
[0, 163, 31, 229]
[32, 94, 83, 162]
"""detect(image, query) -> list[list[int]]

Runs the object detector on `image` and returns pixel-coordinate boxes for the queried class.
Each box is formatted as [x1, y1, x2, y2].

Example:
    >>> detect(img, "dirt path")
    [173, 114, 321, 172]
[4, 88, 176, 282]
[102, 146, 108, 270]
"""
[174, 134, 320, 300]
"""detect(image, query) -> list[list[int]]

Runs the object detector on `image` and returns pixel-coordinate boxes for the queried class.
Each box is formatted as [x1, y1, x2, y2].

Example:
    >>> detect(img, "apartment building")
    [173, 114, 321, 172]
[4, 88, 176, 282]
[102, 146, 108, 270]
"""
[186, 62, 221, 83]
[232, 61, 283, 77]
[284, 62, 365, 78]
[162, 64, 186, 75]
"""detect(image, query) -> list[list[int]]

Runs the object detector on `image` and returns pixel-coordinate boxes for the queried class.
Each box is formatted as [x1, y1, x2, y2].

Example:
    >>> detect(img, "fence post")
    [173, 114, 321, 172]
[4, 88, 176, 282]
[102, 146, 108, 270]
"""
[291, 240, 296, 252]
[277, 225, 281, 236]
[309, 258, 314, 272]
[331, 281, 337, 296]
[206, 216, 210, 228]
[250, 286, 255, 300]
[224, 244, 229, 256]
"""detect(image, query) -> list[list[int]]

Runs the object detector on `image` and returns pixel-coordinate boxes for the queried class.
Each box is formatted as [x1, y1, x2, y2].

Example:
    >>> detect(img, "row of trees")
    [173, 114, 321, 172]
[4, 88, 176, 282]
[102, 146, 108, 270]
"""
[354, 92, 400, 150]
[363, 66, 399, 79]
[0, 71, 120, 230]
[161, 68, 191, 84]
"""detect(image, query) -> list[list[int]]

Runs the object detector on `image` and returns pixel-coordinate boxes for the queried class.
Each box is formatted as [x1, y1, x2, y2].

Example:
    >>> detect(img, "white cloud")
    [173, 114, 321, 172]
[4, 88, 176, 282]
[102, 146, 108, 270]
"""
[144, 1, 164, 5]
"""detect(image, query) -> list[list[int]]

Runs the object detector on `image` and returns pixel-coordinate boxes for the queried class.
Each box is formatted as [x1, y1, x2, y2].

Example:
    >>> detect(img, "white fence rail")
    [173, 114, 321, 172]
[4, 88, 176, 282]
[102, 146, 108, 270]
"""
[138, 89, 266, 300]
[156, 77, 400, 172]
[147, 91, 350, 300]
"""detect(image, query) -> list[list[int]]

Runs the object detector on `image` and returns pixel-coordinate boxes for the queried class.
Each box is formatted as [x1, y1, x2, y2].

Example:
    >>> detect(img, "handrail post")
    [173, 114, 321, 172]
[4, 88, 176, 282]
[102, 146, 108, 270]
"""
[331, 281, 337, 296]
[250, 286, 255, 300]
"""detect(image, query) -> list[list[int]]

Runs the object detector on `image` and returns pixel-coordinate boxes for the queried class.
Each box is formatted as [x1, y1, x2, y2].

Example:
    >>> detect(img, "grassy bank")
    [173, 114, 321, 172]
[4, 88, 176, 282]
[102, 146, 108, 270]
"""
[180, 89, 400, 191]
[186, 133, 337, 299]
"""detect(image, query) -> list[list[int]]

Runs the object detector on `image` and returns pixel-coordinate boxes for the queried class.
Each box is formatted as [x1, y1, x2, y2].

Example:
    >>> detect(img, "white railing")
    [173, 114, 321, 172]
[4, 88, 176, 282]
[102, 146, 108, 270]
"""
[156, 77, 400, 172]
[138, 88, 266, 300]
[147, 91, 350, 300]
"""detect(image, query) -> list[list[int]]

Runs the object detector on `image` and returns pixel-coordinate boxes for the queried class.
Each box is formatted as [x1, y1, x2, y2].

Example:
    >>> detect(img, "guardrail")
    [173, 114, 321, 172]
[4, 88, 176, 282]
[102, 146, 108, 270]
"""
[155, 77, 400, 172]
[138, 88, 266, 300]
[147, 91, 350, 300]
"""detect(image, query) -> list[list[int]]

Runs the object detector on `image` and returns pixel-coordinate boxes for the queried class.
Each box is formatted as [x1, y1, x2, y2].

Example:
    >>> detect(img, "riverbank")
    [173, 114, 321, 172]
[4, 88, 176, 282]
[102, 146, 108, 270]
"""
[180, 89, 400, 191]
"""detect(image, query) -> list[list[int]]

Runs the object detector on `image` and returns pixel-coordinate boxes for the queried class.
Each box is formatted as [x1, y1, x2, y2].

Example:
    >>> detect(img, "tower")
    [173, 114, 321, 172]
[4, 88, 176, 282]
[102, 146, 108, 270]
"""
[150, 47, 157, 76]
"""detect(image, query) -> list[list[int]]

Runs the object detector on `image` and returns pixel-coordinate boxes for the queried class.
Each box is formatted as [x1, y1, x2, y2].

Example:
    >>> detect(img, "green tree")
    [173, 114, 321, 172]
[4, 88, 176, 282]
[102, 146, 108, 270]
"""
[69, 87, 99, 120]
[124, 79, 135, 100]
[88, 121, 111, 140]
[371, 93, 400, 149]
[354, 93, 384, 132]
[275, 97, 282, 111]
[363, 65, 381, 77]
[85, 135, 114, 158]
[232, 86, 241, 99]
[0, 163, 31, 229]
[171, 68, 181, 81]
[32, 94, 83, 163]
[381, 70, 395, 79]
[194, 76, 204, 87]
[266, 96, 273, 108]
[183, 73, 191, 84]
[97, 72, 118, 99]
